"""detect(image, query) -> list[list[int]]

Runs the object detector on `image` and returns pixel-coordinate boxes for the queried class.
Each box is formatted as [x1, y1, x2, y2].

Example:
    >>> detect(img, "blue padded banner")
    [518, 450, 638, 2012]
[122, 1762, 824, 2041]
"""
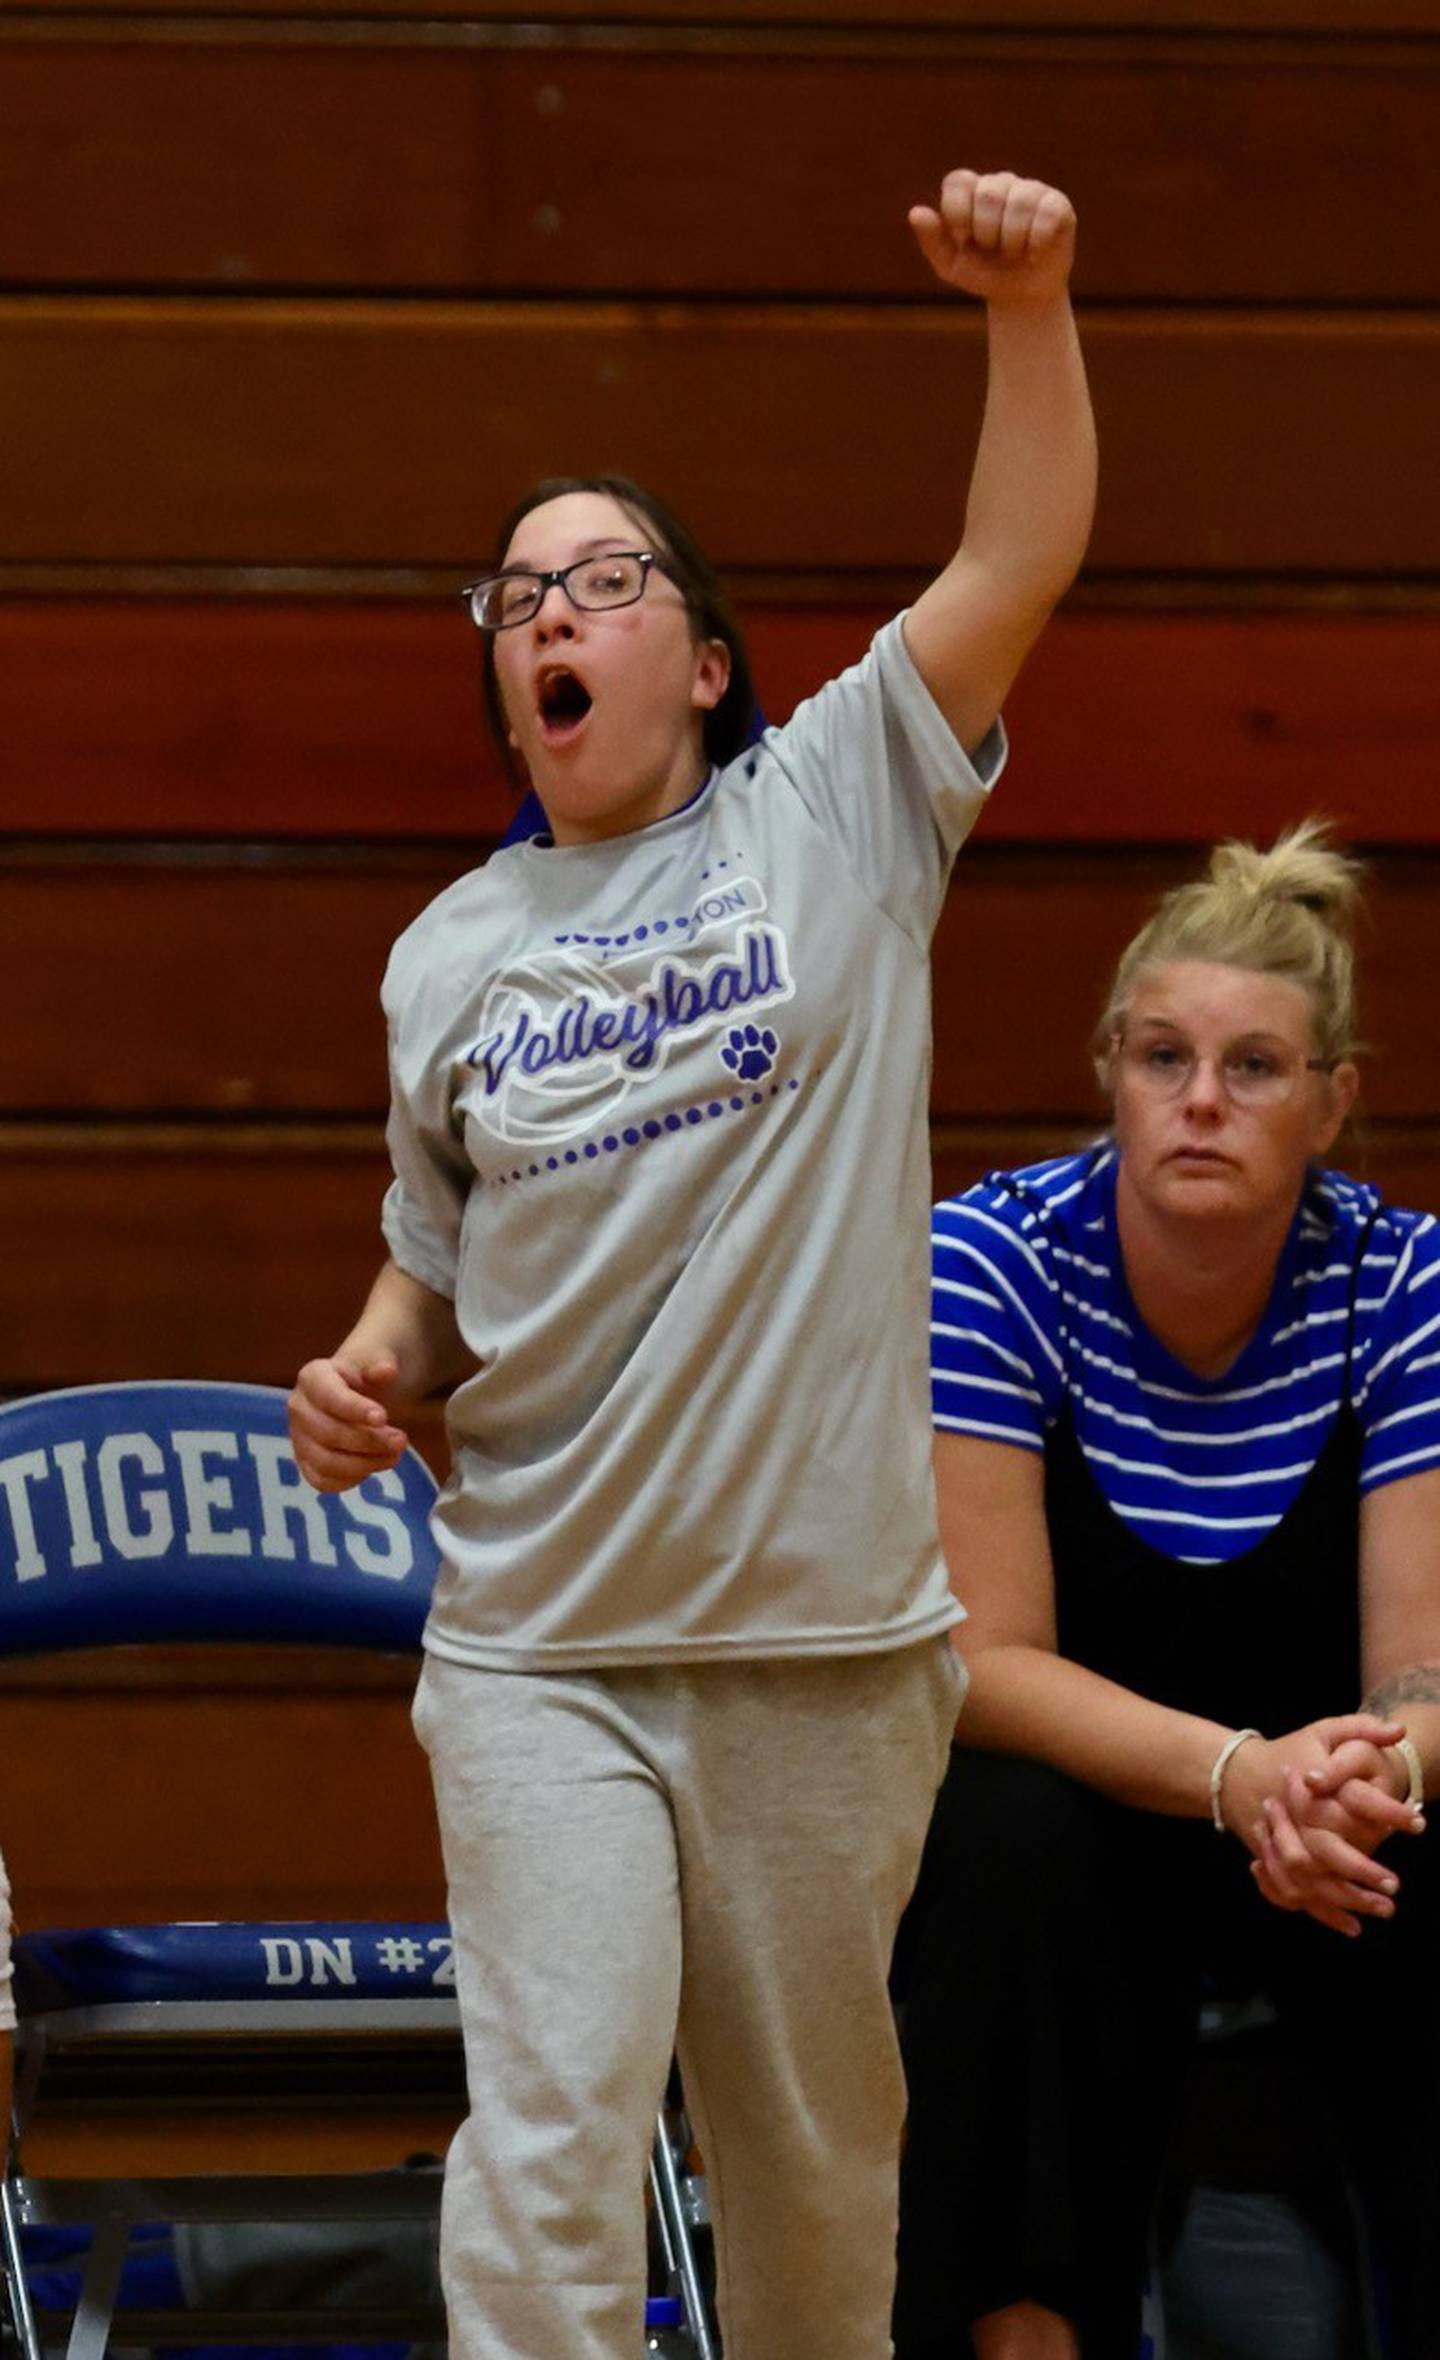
[0, 1383, 440, 1657]
[14, 1922, 457, 2012]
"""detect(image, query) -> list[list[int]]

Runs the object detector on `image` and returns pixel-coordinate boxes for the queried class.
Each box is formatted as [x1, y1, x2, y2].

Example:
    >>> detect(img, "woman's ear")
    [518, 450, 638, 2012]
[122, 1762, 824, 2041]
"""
[690, 637, 732, 715]
[1315, 1059, 1360, 1155]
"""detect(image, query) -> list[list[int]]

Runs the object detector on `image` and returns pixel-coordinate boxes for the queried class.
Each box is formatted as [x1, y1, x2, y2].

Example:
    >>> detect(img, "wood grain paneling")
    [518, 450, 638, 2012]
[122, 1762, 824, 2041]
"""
[5, 303, 1440, 575]
[7, 849, 1439, 1118]
[8, 1, 1438, 30]
[2, 858, 443, 1112]
[4, 37, 1439, 303]
[931, 852, 1440, 1122]
[0, 1127, 389, 1388]
[5, 1108, 1439, 1394]
[0, 38, 493, 294]
[0, 600, 505, 840]
[9, 603, 1440, 844]
[930, 1124, 1440, 1213]
[2, 1683, 444, 1925]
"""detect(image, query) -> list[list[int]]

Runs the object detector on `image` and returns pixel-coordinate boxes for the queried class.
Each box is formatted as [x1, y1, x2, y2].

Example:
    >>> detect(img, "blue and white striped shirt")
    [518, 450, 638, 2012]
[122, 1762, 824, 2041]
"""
[931, 1146, 1440, 1567]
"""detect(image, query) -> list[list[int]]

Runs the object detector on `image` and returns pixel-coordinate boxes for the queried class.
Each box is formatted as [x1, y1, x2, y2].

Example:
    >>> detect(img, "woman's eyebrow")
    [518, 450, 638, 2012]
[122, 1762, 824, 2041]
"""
[503, 535, 636, 570]
[1134, 1019, 1298, 1051]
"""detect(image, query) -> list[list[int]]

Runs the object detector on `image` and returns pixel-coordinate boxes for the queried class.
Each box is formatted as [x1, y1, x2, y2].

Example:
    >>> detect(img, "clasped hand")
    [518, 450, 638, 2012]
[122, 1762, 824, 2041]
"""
[1220, 1715, 1425, 1938]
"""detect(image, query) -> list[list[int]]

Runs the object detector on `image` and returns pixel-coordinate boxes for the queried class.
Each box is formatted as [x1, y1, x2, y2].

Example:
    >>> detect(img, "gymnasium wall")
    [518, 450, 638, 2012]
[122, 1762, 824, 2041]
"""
[4, 0, 1439, 1929]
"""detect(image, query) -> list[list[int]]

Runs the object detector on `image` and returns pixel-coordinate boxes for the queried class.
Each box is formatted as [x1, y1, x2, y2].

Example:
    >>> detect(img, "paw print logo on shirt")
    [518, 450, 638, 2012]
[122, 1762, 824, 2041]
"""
[720, 1024, 778, 1082]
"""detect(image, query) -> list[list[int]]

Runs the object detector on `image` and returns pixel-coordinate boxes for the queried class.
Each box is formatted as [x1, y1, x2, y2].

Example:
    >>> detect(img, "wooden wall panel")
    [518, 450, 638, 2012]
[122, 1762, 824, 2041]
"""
[931, 852, 1440, 1122]
[0, 41, 493, 295]
[1007, 615, 1440, 846]
[5, 304, 1440, 575]
[10, 1, 1439, 30]
[931, 1124, 1440, 1213]
[6, 1109, 1439, 1394]
[1, 1683, 444, 1925]
[8, 850, 1439, 1118]
[0, 1130, 389, 1387]
[9, 603, 1440, 845]
[4, 37, 1439, 304]
[0, 601, 505, 841]
[1, 860, 439, 1113]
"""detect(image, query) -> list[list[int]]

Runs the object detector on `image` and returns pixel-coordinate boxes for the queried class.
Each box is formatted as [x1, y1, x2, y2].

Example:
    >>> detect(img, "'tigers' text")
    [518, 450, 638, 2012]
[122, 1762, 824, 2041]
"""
[0, 1425, 415, 1585]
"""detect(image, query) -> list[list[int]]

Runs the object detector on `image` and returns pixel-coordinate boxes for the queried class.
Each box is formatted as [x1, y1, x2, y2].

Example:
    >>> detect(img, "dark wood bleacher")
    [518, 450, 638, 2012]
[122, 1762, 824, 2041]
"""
[4, 0, 1440, 1934]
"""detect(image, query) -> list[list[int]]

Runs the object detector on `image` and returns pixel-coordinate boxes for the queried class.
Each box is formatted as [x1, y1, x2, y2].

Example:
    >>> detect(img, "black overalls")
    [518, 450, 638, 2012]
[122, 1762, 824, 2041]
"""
[893, 1205, 1440, 2359]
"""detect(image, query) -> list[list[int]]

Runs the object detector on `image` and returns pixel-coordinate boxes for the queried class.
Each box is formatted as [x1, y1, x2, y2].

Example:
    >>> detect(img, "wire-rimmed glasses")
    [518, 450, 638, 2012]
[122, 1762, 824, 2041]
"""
[1112, 1028, 1333, 1108]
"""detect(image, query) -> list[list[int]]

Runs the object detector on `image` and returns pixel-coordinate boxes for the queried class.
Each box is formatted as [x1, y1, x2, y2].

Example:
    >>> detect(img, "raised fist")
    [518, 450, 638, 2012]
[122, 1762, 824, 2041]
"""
[910, 169, 1076, 307]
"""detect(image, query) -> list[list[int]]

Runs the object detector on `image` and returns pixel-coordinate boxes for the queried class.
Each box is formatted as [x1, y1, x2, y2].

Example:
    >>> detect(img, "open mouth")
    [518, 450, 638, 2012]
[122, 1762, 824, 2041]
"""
[536, 666, 593, 738]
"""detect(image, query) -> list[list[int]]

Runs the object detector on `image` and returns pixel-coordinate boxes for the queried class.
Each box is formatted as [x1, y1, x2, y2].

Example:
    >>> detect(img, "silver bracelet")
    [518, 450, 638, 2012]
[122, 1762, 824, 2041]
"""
[1210, 1727, 1263, 1834]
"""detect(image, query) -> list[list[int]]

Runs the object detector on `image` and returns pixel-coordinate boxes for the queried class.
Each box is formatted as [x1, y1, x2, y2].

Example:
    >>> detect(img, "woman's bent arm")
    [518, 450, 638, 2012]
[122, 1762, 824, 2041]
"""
[943, 1430, 1236, 1816]
[944, 1429, 1405, 1878]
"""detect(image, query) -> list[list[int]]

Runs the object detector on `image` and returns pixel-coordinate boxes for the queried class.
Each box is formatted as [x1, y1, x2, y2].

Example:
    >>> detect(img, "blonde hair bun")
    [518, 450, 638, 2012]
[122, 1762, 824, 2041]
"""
[1207, 819, 1363, 935]
[1098, 817, 1365, 1069]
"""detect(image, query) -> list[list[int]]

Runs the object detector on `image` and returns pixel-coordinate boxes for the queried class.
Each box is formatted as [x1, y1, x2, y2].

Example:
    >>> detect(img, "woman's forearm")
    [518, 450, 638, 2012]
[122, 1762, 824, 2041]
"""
[1362, 1666, 1440, 1800]
[957, 1640, 1233, 1818]
[961, 291, 1097, 620]
[335, 1258, 468, 1405]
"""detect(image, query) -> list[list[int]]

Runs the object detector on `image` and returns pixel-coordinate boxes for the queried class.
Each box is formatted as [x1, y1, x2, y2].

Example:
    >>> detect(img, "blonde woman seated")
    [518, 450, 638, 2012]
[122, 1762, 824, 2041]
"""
[894, 825, 1440, 2360]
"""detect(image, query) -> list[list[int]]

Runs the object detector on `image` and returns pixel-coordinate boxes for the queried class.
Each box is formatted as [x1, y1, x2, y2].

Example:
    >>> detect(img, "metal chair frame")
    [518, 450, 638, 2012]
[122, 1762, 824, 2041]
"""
[4, 1998, 713, 2360]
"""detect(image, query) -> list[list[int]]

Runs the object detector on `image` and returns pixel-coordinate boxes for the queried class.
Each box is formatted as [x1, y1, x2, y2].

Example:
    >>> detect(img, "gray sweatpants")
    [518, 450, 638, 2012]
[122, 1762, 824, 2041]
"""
[411, 1640, 960, 2360]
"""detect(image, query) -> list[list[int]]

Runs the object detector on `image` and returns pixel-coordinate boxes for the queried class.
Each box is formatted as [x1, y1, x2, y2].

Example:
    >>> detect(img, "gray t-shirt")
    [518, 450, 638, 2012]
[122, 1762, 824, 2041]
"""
[383, 614, 1003, 1668]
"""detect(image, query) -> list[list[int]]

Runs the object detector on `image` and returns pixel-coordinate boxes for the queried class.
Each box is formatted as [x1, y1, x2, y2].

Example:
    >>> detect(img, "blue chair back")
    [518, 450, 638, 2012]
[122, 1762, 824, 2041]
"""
[0, 1382, 440, 1657]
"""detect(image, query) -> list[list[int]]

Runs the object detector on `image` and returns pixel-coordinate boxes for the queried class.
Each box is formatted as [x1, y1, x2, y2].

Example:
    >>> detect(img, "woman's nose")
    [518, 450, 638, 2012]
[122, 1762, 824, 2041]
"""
[1183, 1054, 1226, 1113]
[532, 588, 576, 640]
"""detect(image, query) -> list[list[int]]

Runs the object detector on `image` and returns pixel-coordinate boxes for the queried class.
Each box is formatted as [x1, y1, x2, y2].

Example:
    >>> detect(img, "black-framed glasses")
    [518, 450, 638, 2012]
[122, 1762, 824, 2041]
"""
[462, 550, 669, 633]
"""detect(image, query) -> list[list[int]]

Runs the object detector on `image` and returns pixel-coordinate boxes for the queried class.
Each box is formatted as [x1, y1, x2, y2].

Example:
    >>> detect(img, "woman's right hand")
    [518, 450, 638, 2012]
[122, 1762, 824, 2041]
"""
[288, 1353, 410, 1492]
[909, 169, 1077, 310]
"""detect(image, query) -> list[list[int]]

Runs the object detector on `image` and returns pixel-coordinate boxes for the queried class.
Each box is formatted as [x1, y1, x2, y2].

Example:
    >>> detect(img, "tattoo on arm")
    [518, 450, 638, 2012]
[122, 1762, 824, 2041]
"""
[1364, 1662, 1440, 1718]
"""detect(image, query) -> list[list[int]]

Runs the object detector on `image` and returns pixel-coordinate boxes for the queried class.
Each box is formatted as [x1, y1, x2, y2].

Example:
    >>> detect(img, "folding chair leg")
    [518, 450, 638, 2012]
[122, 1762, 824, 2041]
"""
[651, 2111, 718, 2360]
[1, 2175, 44, 2360]
[65, 2210, 129, 2360]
